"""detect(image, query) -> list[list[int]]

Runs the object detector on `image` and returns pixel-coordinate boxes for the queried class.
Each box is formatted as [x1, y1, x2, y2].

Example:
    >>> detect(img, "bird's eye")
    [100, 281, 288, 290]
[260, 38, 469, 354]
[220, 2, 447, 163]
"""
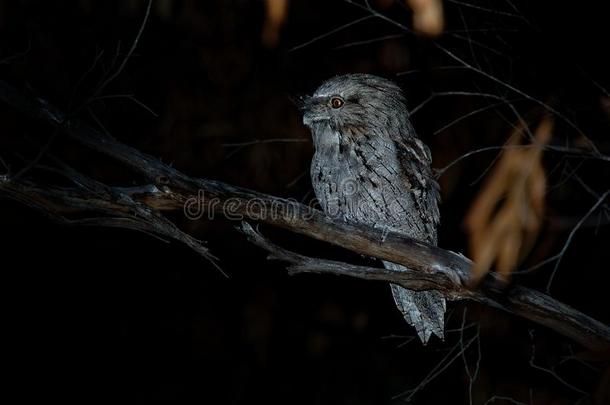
[330, 97, 344, 109]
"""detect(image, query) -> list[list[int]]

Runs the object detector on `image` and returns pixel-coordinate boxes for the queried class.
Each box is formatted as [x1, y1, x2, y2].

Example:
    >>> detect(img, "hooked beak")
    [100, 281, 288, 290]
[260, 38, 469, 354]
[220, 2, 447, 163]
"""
[291, 94, 328, 127]
[295, 94, 314, 113]
[293, 94, 318, 127]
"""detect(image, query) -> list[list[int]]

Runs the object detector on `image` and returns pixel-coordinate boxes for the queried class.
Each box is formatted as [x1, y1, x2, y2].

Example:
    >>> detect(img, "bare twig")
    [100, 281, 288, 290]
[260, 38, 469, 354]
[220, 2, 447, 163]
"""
[546, 190, 610, 294]
[528, 330, 588, 396]
[435, 144, 610, 179]
[222, 138, 309, 159]
[90, 94, 158, 117]
[409, 90, 510, 116]
[447, 0, 527, 21]
[12, 127, 61, 180]
[90, 0, 152, 99]
[0, 79, 609, 351]
[460, 308, 481, 405]
[483, 396, 529, 405]
[434, 44, 599, 153]
[344, 0, 601, 154]
[393, 327, 479, 401]
[68, 48, 105, 111]
[0, 41, 31, 65]
[289, 15, 374, 52]
[332, 34, 406, 50]
[433, 99, 521, 135]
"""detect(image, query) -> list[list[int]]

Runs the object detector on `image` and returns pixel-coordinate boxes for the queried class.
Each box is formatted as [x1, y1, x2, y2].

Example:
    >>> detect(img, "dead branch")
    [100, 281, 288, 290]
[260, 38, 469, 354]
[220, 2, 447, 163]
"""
[0, 79, 609, 351]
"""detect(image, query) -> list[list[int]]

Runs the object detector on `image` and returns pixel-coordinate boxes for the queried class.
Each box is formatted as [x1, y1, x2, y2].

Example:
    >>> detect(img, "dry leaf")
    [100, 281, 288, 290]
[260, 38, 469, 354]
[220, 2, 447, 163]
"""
[262, 0, 289, 48]
[406, 0, 444, 37]
[464, 117, 552, 285]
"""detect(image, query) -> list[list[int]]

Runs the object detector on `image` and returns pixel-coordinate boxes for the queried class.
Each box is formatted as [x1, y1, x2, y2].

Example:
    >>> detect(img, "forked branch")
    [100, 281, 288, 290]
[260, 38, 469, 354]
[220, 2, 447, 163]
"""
[0, 80, 608, 351]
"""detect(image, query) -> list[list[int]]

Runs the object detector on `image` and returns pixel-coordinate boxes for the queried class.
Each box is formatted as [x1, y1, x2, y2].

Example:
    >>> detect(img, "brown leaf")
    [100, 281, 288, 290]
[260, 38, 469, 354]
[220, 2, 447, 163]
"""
[262, 0, 290, 48]
[464, 117, 553, 286]
[406, 0, 444, 37]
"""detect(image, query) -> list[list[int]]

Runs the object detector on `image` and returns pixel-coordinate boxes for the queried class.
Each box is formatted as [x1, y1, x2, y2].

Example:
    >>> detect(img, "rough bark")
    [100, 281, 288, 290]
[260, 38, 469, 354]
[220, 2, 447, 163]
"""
[0, 79, 608, 351]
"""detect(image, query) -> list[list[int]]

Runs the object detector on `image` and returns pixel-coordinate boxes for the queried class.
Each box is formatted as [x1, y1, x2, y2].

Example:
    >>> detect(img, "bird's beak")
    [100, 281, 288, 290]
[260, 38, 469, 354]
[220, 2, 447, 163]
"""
[296, 94, 314, 113]
[294, 95, 327, 127]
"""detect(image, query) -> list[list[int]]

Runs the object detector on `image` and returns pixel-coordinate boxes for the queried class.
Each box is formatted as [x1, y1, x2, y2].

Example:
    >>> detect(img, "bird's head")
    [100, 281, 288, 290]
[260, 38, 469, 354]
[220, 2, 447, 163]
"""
[299, 74, 410, 134]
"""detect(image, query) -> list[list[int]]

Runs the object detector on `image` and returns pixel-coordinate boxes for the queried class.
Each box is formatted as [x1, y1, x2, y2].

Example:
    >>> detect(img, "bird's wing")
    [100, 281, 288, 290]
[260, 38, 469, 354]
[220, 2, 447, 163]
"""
[393, 135, 441, 244]
[388, 135, 445, 344]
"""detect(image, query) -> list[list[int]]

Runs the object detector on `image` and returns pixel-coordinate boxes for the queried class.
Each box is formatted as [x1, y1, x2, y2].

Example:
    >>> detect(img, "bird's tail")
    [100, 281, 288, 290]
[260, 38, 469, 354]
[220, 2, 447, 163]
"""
[384, 261, 446, 344]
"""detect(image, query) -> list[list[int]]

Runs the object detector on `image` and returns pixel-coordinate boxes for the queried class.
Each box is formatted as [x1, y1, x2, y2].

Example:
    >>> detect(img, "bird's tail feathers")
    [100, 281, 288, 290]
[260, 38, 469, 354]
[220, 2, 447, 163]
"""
[385, 262, 446, 344]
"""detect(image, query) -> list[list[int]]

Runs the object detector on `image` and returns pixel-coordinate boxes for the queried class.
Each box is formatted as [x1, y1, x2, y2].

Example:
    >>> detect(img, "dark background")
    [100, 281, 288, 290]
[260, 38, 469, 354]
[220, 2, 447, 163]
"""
[1, 0, 609, 403]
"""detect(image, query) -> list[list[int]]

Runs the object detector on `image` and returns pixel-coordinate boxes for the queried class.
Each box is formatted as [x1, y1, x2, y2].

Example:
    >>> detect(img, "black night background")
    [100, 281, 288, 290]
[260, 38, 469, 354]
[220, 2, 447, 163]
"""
[1, 1, 609, 403]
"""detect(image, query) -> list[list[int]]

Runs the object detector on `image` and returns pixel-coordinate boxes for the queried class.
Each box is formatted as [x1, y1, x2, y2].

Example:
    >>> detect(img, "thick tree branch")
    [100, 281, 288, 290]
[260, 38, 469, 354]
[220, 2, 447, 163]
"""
[239, 223, 610, 352]
[0, 80, 609, 351]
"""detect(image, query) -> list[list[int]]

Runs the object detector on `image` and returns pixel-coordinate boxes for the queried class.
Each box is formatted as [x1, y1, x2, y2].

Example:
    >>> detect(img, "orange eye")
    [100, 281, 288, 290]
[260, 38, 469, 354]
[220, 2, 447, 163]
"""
[330, 97, 344, 109]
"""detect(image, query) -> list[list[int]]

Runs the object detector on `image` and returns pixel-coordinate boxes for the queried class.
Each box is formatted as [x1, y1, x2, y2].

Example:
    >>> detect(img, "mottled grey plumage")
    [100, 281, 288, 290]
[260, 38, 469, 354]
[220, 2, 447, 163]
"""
[300, 74, 444, 343]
